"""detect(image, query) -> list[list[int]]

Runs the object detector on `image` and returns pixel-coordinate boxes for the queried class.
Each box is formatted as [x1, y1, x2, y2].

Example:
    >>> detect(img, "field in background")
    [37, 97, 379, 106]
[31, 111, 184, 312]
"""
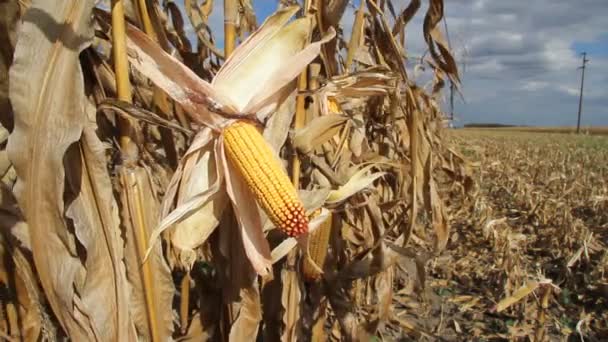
[459, 126, 608, 136]
[405, 129, 607, 339]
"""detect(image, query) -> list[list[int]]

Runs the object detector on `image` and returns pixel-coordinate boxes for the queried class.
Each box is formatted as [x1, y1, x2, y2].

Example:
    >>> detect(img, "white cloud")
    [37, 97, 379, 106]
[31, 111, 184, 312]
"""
[175, 0, 608, 126]
[522, 81, 549, 91]
[428, 0, 608, 125]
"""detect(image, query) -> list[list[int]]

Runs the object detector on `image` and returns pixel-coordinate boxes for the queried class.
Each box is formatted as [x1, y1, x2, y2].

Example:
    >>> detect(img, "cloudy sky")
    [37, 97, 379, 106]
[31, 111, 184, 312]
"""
[191, 0, 608, 127]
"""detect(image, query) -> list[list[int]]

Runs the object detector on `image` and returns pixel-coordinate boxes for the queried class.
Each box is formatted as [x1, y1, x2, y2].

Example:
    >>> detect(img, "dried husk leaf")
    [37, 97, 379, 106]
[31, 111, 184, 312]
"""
[169, 134, 228, 269]
[263, 89, 296, 153]
[220, 139, 273, 277]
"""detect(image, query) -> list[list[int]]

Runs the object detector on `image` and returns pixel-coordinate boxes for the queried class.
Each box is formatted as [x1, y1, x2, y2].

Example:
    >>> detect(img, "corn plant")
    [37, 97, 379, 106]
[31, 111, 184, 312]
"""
[0, 0, 469, 340]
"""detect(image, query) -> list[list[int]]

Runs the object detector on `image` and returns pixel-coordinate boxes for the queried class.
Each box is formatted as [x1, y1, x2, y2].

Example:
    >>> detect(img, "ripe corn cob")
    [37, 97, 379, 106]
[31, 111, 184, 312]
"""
[302, 211, 332, 281]
[223, 120, 308, 237]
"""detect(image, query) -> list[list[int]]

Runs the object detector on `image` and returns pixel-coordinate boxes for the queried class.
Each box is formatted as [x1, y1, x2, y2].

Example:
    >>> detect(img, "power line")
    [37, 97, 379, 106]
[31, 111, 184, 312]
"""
[576, 52, 589, 133]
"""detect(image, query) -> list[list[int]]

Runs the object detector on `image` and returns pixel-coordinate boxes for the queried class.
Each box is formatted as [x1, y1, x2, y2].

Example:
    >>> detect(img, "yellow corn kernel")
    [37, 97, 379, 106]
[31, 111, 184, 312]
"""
[328, 96, 341, 114]
[302, 212, 332, 281]
[223, 120, 308, 237]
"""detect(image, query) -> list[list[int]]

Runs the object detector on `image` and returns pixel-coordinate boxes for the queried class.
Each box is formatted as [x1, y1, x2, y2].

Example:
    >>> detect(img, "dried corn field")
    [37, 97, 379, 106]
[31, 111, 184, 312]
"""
[432, 130, 607, 340]
[0, 0, 604, 341]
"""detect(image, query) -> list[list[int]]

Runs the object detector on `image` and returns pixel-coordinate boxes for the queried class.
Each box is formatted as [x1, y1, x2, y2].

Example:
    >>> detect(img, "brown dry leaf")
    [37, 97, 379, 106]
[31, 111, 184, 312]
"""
[392, 0, 421, 36]
[63, 122, 138, 341]
[0, 0, 20, 132]
[177, 313, 213, 341]
[494, 281, 540, 313]
[326, 164, 386, 204]
[120, 16, 235, 127]
[168, 132, 228, 269]
[216, 207, 258, 302]
[184, 0, 224, 58]
[263, 89, 296, 152]
[0, 184, 45, 341]
[0, 126, 13, 187]
[427, 172, 449, 250]
[229, 282, 263, 341]
[422, 0, 460, 84]
[293, 114, 348, 154]
[280, 256, 301, 342]
[165, 1, 192, 52]
[8, 1, 135, 339]
[119, 168, 174, 340]
[320, 0, 349, 30]
[237, 0, 258, 38]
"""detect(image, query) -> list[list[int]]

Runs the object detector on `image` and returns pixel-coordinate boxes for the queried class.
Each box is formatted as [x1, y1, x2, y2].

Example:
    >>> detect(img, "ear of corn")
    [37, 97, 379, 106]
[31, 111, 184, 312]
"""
[302, 212, 332, 281]
[223, 120, 308, 237]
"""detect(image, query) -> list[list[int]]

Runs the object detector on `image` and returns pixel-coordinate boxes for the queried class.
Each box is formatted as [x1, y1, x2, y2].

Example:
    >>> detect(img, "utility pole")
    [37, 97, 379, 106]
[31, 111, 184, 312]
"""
[576, 52, 589, 133]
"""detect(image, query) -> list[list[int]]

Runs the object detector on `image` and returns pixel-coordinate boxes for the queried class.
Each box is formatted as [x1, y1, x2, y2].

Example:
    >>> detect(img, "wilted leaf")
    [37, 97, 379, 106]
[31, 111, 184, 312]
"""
[326, 165, 385, 204]
[293, 114, 348, 154]
[119, 168, 174, 340]
[8, 1, 135, 339]
[494, 281, 540, 313]
[229, 282, 263, 341]
[281, 256, 301, 342]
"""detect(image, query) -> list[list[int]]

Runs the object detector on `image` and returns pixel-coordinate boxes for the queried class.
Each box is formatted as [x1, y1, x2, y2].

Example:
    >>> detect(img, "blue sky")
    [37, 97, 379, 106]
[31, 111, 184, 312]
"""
[572, 34, 608, 57]
[181, 0, 608, 127]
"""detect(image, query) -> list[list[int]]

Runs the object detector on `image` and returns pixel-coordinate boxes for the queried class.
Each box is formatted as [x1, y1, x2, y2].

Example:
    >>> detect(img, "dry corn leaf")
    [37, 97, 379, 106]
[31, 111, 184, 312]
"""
[428, 176, 449, 250]
[64, 123, 138, 341]
[0, 184, 45, 340]
[169, 132, 228, 269]
[280, 258, 301, 342]
[216, 206, 258, 302]
[8, 1, 136, 339]
[229, 282, 263, 341]
[293, 114, 348, 154]
[494, 281, 540, 313]
[228, 24, 335, 116]
[326, 164, 386, 204]
[237, 0, 258, 38]
[263, 89, 296, 153]
[320, 0, 349, 30]
[165, 1, 192, 52]
[119, 168, 174, 340]
[183, 0, 224, 58]
[392, 0, 421, 36]
[423, 0, 459, 84]
[0, 0, 19, 132]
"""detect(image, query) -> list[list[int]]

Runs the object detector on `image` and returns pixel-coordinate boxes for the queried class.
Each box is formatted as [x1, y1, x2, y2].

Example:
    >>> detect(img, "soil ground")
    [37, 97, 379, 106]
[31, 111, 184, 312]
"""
[395, 129, 608, 341]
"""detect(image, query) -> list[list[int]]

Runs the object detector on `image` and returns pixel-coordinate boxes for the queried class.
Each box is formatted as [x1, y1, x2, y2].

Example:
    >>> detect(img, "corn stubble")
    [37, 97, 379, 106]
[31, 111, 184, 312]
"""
[0, 0, 495, 340]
